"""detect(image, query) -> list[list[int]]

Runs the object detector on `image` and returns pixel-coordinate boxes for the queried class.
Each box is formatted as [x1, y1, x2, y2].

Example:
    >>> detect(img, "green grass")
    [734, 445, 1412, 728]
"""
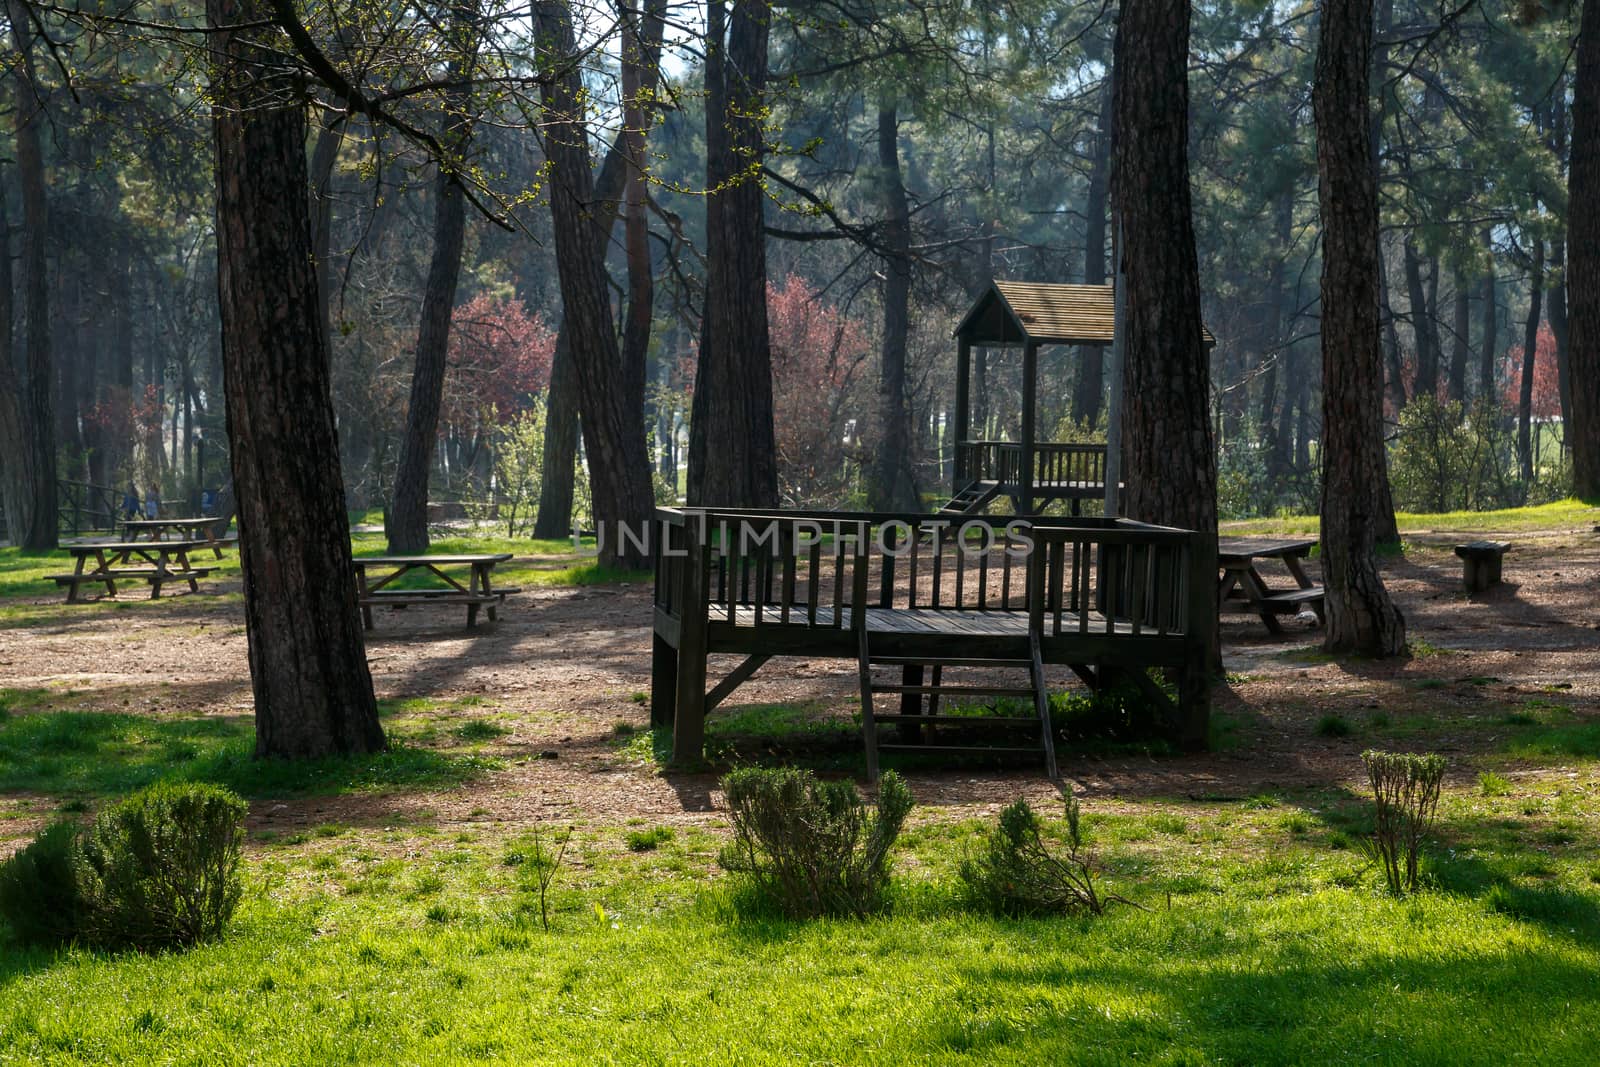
[0, 693, 499, 801]
[3, 782, 1600, 1064]
[1222, 497, 1599, 537]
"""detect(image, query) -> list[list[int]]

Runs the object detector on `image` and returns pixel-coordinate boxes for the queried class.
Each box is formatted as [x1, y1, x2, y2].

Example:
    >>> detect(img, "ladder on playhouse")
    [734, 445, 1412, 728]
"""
[936, 479, 1002, 516]
[856, 628, 1059, 781]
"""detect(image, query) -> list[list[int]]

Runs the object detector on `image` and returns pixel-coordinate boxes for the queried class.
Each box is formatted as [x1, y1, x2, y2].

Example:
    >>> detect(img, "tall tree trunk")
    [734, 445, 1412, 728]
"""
[535, 0, 655, 565]
[1575, 0, 1600, 498]
[531, 331, 580, 537]
[1403, 239, 1439, 400]
[388, 4, 480, 554]
[1518, 239, 1544, 491]
[1548, 237, 1572, 446]
[1259, 190, 1295, 477]
[308, 107, 344, 353]
[870, 105, 919, 511]
[1479, 229, 1498, 404]
[0, 171, 22, 540]
[210, 0, 384, 757]
[1313, 0, 1405, 656]
[1379, 255, 1408, 416]
[7, 0, 56, 549]
[1112, 0, 1215, 748]
[1071, 81, 1113, 428]
[532, 4, 665, 538]
[618, 0, 666, 441]
[688, 0, 777, 507]
[1446, 273, 1469, 405]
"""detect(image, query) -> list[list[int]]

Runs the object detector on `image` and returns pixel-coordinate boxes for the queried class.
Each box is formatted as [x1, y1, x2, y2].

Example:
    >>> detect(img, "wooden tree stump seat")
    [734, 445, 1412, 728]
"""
[1454, 541, 1510, 593]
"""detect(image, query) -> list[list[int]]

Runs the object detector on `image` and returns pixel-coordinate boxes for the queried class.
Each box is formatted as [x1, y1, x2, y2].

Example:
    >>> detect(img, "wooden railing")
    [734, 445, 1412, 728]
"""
[955, 441, 1107, 490]
[653, 508, 1201, 638]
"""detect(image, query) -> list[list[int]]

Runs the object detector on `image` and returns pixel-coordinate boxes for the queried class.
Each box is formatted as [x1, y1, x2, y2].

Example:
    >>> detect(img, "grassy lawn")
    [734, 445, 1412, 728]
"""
[3, 675, 1600, 1063]
[1, 754, 1598, 1063]
[1222, 497, 1600, 538]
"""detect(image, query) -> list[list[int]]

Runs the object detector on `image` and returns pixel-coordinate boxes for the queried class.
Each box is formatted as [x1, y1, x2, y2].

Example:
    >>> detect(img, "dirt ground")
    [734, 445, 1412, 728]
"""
[3, 525, 1598, 835]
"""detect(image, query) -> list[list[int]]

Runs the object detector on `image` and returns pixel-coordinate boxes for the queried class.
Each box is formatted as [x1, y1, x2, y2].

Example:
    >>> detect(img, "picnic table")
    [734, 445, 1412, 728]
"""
[49, 540, 218, 603]
[354, 554, 519, 630]
[121, 517, 235, 558]
[1217, 537, 1325, 633]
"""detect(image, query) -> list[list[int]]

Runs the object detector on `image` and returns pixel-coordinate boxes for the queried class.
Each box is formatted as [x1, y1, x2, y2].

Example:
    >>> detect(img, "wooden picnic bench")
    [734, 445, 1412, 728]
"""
[47, 540, 217, 603]
[354, 554, 519, 630]
[121, 517, 236, 559]
[1217, 537, 1325, 633]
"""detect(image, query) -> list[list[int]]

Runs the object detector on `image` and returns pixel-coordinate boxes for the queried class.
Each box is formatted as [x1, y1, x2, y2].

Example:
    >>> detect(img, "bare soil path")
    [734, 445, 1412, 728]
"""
[3, 526, 1597, 838]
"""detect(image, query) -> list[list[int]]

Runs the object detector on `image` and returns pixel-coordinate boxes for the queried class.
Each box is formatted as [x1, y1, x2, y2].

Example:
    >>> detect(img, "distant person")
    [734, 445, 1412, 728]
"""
[144, 487, 160, 520]
[200, 487, 217, 518]
[120, 483, 139, 521]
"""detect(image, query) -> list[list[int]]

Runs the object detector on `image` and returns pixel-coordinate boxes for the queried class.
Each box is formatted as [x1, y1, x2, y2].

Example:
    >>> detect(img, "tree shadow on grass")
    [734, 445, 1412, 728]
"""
[948, 934, 1600, 1064]
[0, 701, 498, 803]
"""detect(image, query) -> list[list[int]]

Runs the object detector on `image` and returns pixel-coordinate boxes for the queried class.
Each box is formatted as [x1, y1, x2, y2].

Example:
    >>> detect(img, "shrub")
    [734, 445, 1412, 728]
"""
[82, 782, 247, 950]
[1360, 750, 1446, 895]
[0, 822, 98, 947]
[958, 796, 1131, 917]
[1316, 714, 1352, 738]
[718, 768, 912, 918]
[625, 826, 673, 852]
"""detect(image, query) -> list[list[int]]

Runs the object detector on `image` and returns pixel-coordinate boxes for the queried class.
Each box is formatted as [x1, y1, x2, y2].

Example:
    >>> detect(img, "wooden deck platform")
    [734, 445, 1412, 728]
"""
[651, 508, 1212, 770]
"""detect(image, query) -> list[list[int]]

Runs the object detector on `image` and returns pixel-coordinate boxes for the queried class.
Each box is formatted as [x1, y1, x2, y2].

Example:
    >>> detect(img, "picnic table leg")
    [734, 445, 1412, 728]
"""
[1284, 553, 1316, 590]
[179, 549, 200, 594]
[66, 552, 88, 604]
[476, 563, 498, 623]
[1241, 567, 1283, 634]
[357, 567, 374, 631]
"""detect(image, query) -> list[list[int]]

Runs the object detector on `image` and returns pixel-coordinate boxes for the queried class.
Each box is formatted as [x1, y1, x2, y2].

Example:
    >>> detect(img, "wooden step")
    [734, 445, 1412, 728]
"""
[877, 744, 1044, 757]
[872, 713, 1041, 727]
[868, 683, 1036, 698]
[868, 656, 1031, 668]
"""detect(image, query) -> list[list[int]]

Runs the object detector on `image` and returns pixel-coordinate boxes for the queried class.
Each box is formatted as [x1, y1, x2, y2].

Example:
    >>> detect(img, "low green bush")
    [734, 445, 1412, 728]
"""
[958, 796, 1129, 917]
[81, 782, 248, 950]
[1360, 750, 1446, 895]
[0, 822, 98, 946]
[718, 768, 912, 918]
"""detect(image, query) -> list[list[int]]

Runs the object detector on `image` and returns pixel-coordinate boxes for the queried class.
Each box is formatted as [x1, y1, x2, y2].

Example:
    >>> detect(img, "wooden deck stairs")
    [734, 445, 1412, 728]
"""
[856, 629, 1059, 781]
[937, 479, 1002, 516]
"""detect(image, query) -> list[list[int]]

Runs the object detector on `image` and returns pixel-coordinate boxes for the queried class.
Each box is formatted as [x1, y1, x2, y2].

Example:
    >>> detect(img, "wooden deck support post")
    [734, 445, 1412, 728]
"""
[1020, 341, 1038, 513]
[671, 529, 710, 763]
[954, 337, 971, 492]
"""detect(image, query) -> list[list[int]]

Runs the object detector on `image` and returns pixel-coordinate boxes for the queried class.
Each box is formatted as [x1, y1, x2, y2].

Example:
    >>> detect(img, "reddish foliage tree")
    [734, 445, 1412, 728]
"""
[766, 275, 870, 506]
[1501, 323, 1561, 419]
[443, 293, 556, 427]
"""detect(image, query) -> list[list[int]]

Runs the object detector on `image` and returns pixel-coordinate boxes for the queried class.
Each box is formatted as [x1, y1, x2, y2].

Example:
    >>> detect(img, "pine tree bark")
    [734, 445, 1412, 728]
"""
[1479, 229, 1498, 404]
[1446, 273, 1469, 405]
[388, 4, 480, 554]
[532, 5, 665, 538]
[1071, 82, 1113, 428]
[210, 0, 385, 757]
[534, 0, 655, 565]
[0, 181, 22, 540]
[1111, 0, 1215, 747]
[870, 105, 920, 511]
[618, 0, 666, 438]
[1517, 240, 1543, 491]
[688, 0, 778, 508]
[1313, 0, 1406, 657]
[1403, 239, 1439, 400]
[1576, 0, 1600, 497]
[7, 0, 56, 549]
